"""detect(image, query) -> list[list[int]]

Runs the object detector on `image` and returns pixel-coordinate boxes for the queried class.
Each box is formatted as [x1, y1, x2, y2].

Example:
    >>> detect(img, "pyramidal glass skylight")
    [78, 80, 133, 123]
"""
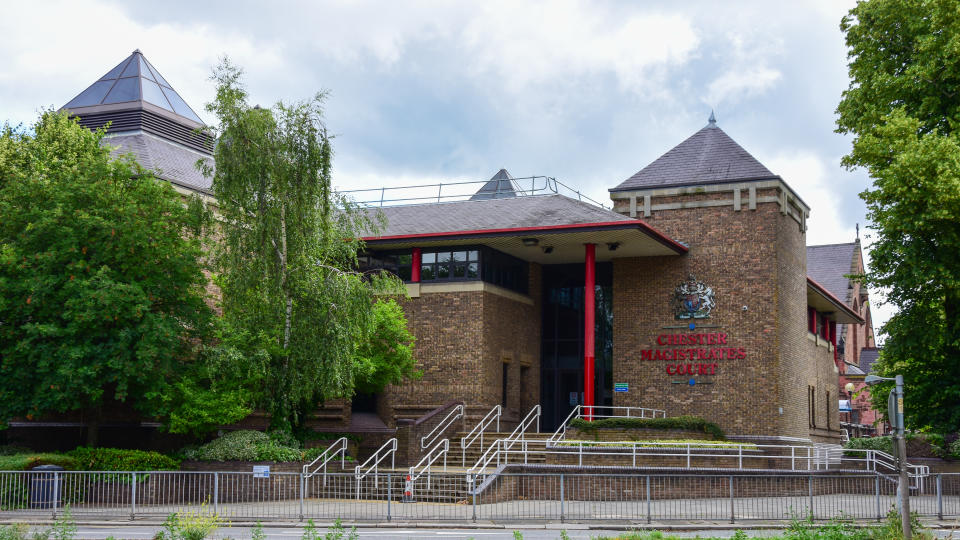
[64, 50, 203, 124]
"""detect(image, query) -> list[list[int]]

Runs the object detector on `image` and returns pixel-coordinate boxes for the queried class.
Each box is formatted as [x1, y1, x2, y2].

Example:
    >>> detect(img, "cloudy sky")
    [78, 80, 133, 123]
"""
[0, 0, 892, 334]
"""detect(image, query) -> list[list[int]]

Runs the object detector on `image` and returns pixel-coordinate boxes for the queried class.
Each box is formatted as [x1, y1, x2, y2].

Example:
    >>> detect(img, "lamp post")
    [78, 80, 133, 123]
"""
[864, 374, 910, 540]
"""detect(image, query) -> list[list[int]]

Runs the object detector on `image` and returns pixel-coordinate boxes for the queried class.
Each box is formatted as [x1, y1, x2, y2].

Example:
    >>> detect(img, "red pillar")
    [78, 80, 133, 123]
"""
[411, 248, 422, 282]
[584, 243, 596, 421]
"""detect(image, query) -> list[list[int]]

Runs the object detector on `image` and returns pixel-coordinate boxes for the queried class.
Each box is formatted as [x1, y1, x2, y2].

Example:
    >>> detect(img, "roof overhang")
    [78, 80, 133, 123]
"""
[807, 277, 863, 324]
[362, 220, 687, 264]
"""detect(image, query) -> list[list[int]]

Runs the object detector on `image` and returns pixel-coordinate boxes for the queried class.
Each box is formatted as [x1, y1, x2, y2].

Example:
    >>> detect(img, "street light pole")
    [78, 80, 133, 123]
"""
[895, 374, 911, 540]
[865, 373, 911, 540]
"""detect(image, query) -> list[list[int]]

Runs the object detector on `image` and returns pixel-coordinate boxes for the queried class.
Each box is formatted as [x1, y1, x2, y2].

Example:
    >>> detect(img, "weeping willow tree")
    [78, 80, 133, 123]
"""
[204, 59, 403, 433]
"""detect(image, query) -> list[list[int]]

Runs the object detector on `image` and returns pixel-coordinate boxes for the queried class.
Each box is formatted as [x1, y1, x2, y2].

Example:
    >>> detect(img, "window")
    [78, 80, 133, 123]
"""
[420, 249, 479, 282]
[357, 251, 412, 281]
[501, 361, 509, 407]
[808, 386, 816, 428]
[825, 391, 831, 430]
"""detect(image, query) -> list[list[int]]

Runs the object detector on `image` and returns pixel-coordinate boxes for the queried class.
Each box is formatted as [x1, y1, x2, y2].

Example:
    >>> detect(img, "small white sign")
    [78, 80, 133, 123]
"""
[252, 465, 270, 478]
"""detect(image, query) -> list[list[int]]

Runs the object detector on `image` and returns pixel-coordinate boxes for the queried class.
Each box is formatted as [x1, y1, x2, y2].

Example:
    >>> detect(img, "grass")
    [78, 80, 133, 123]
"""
[555, 439, 758, 450]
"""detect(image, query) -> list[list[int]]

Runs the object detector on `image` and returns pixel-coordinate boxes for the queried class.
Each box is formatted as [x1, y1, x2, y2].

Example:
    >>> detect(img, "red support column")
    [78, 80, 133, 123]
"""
[411, 248, 422, 282]
[584, 243, 596, 421]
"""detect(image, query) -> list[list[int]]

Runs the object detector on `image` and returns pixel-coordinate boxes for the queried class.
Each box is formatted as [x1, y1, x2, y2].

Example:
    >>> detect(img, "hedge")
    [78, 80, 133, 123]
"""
[569, 415, 726, 440]
[0, 453, 78, 471]
[67, 447, 179, 471]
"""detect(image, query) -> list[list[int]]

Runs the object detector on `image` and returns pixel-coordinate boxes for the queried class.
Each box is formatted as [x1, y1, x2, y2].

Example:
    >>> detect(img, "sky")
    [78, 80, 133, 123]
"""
[0, 0, 892, 336]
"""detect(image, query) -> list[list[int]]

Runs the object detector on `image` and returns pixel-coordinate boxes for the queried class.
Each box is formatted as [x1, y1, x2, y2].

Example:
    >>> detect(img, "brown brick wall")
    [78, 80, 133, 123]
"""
[610, 182, 837, 441]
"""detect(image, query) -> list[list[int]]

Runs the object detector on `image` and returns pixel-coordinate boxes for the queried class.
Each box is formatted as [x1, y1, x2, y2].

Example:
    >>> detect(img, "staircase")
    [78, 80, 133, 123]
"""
[456, 430, 552, 468]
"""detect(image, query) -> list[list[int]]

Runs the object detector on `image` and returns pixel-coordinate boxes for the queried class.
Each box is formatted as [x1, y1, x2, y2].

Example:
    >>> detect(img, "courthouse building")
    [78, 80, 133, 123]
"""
[50, 49, 879, 446]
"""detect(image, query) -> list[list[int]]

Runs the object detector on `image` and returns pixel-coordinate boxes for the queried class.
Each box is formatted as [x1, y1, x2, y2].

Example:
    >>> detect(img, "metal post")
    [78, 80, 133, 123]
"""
[936, 474, 942, 521]
[895, 374, 911, 540]
[213, 472, 219, 517]
[559, 474, 565, 523]
[130, 472, 136, 520]
[646, 475, 651, 524]
[729, 475, 735, 524]
[51, 471, 58, 520]
[875, 475, 882, 522]
[298, 473, 304, 521]
[471, 475, 476, 523]
[387, 473, 392, 522]
[808, 475, 814, 520]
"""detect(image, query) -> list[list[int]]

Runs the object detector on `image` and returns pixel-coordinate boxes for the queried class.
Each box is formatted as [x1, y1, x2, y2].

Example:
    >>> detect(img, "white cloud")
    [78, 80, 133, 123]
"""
[765, 150, 856, 246]
[706, 66, 781, 105]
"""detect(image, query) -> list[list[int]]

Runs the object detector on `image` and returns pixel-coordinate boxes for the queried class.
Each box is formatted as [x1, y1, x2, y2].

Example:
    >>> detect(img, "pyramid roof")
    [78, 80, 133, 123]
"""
[610, 116, 777, 192]
[470, 169, 519, 200]
[63, 50, 203, 125]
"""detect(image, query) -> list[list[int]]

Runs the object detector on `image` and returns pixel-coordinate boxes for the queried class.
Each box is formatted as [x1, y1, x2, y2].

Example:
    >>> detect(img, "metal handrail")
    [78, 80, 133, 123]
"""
[408, 438, 449, 492]
[465, 405, 541, 477]
[302, 437, 349, 478]
[461, 405, 501, 466]
[341, 175, 609, 209]
[421, 404, 464, 449]
[547, 405, 667, 445]
[354, 438, 397, 500]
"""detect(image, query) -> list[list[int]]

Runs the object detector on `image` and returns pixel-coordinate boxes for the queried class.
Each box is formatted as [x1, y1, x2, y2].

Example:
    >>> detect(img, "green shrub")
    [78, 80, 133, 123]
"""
[843, 436, 894, 456]
[155, 507, 221, 540]
[569, 415, 726, 440]
[183, 430, 304, 462]
[0, 453, 78, 471]
[950, 439, 960, 460]
[0, 446, 31, 456]
[67, 447, 179, 471]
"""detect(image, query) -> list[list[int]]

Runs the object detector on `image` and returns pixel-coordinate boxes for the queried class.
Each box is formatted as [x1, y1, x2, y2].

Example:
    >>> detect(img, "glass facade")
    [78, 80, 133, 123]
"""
[359, 246, 528, 294]
[540, 263, 613, 431]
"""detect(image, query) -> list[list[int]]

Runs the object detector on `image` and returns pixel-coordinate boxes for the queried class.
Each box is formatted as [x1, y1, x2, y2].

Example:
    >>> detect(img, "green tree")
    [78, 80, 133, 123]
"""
[353, 299, 419, 396]
[205, 60, 405, 433]
[0, 111, 214, 445]
[837, 0, 960, 433]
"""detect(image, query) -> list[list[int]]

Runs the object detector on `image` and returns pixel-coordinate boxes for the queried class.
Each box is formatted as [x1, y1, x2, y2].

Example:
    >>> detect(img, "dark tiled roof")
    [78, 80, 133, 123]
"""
[860, 347, 881, 373]
[104, 132, 213, 192]
[368, 194, 634, 237]
[845, 363, 866, 375]
[610, 121, 777, 192]
[807, 242, 858, 303]
[470, 169, 518, 200]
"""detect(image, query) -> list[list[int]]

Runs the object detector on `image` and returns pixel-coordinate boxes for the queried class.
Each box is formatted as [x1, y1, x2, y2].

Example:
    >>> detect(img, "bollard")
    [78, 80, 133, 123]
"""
[402, 474, 415, 503]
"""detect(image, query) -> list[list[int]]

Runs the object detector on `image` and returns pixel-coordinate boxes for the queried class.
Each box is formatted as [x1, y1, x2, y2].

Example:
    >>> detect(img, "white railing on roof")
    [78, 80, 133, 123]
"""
[461, 405, 501, 467]
[354, 437, 397, 499]
[302, 437, 349, 485]
[340, 176, 609, 209]
[421, 404, 464, 449]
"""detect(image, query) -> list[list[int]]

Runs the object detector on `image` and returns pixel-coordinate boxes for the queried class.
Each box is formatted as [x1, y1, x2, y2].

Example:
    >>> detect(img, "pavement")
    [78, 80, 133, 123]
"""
[6, 519, 960, 540]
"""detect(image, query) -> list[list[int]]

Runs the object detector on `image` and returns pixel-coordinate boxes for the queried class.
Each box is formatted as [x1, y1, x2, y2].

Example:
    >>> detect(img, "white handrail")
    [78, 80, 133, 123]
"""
[461, 405, 501, 466]
[302, 437, 349, 487]
[466, 405, 541, 478]
[421, 404, 464, 449]
[408, 438, 449, 493]
[354, 437, 397, 500]
[548, 405, 668, 444]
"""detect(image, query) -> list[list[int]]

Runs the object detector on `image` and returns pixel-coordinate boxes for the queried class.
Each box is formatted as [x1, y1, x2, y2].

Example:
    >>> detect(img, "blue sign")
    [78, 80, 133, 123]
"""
[614, 383, 629, 393]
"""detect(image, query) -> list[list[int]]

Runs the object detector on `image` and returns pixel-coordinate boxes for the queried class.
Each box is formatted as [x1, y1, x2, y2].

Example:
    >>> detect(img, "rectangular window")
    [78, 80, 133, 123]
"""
[501, 362, 509, 407]
[808, 386, 816, 428]
[364, 246, 528, 294]
[357, 251, 412, 281]
[826, 391, 831, 430]
[808, 307, 816, 334]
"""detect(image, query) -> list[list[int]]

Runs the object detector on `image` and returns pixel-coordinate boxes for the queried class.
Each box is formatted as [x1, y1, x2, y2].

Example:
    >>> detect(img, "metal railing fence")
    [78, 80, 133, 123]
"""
[0, 470, 957, 523]
[420, 404, 463, 450]
[547, 405, 668, 445]
[302, 437, 349, 478]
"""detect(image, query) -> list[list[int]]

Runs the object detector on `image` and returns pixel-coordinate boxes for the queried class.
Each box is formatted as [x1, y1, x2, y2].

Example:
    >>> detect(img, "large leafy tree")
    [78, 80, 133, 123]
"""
[206, 60, 405, 433]
[0, 111, 214, 445]
[837, 0, 960, 433]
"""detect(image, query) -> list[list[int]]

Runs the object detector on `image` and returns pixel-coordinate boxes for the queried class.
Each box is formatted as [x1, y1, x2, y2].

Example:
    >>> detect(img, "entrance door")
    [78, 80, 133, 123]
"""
[540, 263, 613, 431]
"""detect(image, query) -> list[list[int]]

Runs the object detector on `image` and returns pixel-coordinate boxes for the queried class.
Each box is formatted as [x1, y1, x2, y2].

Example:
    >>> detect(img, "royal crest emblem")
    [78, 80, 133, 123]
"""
[672, 276, 715, 319]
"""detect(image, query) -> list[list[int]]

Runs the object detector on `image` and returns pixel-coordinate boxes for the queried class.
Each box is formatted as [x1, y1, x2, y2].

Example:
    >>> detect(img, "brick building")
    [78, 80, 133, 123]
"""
[45, 50, 875, 447]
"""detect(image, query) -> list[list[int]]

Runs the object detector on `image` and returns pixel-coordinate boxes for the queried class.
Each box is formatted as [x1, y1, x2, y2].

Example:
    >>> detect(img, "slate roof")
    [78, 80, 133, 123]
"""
[103, 132, 213, 193]
[368, 194, 634, 238]
[807, 243, 858, 303]
[610, 117, 777, 192]
[470, 169, 518, 200]
[845, 363, 866, 375]
[64, 50, 203, 124]
[860, 347, 881, 373]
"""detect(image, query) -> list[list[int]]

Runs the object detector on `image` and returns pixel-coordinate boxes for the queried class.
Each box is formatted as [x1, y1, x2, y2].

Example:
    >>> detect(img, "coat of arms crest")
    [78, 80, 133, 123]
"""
[672, 276, 715, 319]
